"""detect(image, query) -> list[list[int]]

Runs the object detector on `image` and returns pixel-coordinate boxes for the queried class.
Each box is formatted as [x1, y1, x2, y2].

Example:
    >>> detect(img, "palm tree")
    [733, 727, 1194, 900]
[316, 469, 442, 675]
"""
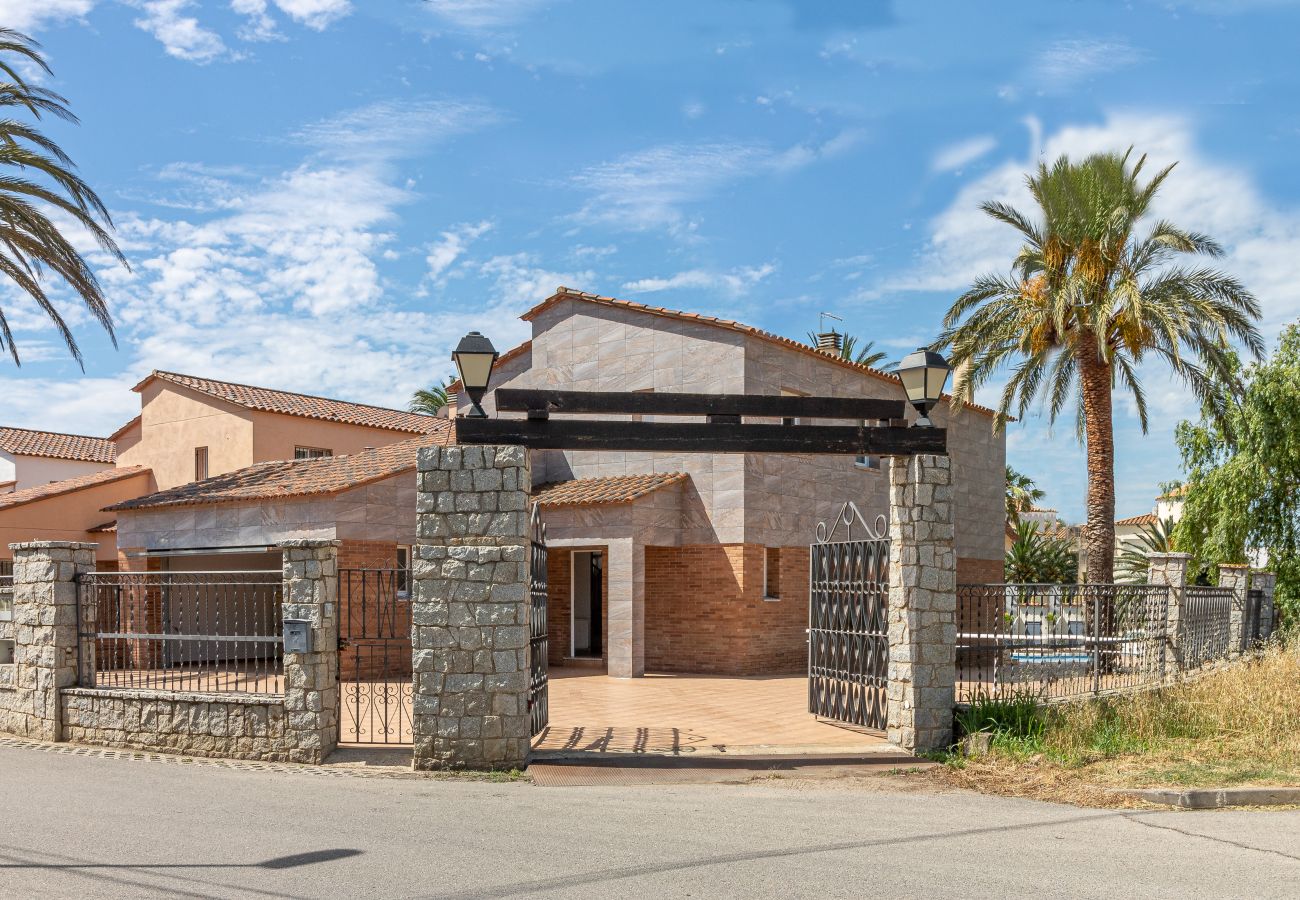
[1116, 516, 1179, 584]
[0, 30, 126, 367]
[805, 330, 895, 369]
[1005, 464, 1045, 525]
[939, 149, 1262, 582]
[409, 377, 455, 416]
[1004, 521, 1078, 584]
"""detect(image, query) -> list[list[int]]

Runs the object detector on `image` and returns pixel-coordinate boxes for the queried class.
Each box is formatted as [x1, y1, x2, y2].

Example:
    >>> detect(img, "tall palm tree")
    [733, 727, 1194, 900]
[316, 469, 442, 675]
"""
[409, 377, 455, 415]
[1005, 464, 1045, 525]
[938, 149, 1262, 582]
[805, 330, 895, 369]
[0, 30, 125, 367]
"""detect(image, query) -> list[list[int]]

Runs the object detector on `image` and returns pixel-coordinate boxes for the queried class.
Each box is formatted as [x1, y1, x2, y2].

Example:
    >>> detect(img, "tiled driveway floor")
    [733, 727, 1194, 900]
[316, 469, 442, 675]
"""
[533, 668, 893, 757]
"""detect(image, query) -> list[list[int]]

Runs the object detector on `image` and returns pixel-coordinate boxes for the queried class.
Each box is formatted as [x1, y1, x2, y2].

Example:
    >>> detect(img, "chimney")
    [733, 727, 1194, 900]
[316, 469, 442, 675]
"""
[816, 330, 843, 353]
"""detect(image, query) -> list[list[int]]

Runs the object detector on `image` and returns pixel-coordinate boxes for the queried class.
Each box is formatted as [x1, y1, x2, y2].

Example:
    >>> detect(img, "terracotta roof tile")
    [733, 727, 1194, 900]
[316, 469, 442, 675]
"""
[107, 427, 453, 512]
[135, 371, 446, 435]
[0, 467, 151, 513]
[87, 520, 117, 533]
[523, 288, 1002, 419]
[1116, 512, 1158, 527]
[532, 472, 687, 508]
[0, 427, 116, 463]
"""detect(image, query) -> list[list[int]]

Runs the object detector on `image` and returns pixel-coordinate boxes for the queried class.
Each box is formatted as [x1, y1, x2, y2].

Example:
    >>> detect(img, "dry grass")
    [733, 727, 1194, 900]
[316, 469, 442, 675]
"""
[934, 639, 1300, 806]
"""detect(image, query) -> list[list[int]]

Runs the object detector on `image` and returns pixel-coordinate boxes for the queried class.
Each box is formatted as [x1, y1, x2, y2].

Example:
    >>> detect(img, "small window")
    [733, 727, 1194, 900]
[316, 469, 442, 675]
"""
[855, 455, 882, 470]
[1025, 621, 1043, 636]
[1067, 620, 1086, 637]
[396, 545, 411, 599]
[764, 547, 781, 600]
[780, 389, 805, 427]
[0, 639, 13, 665]
[295, 446, 333, 460]
[194, 447, 208, 481]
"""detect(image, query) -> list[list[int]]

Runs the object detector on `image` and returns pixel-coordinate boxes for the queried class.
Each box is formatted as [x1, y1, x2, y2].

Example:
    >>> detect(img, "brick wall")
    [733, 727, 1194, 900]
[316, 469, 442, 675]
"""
[957, 556, 1004, 586]
[546, 548, 610, 667]
[337, 539, 411, 681]
[644, 544, 808, 676]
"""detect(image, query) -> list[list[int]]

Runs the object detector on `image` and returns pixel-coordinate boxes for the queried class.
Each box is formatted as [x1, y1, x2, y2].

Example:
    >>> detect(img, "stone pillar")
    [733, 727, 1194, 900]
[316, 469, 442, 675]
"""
[1251, 571, 1278, 640]
[886, 454, 957, 754]
[0, 541, 96, 741]
[412, 445, 531, 771]
[1147, 552, 1190, 674]
[1217, 564, 1249, 654]
[280, 539, 340, 764]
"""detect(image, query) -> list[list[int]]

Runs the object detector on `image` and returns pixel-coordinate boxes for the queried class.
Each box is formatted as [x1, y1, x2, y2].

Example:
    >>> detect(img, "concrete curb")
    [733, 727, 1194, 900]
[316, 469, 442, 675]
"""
[1111, 786, 1300, 809]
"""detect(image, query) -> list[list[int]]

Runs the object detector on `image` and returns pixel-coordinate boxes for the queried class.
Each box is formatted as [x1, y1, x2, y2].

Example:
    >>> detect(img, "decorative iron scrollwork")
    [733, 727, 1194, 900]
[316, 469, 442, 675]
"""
[815, 500, 887, 544]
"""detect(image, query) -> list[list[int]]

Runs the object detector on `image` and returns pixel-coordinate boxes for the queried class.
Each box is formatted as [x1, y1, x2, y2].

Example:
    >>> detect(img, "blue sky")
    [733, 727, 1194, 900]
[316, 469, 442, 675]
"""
[2, 0, 1299, 523]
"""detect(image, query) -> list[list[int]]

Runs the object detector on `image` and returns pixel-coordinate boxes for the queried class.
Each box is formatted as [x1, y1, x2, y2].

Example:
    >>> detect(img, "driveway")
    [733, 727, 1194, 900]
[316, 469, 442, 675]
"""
[0, 743, 1295, 898]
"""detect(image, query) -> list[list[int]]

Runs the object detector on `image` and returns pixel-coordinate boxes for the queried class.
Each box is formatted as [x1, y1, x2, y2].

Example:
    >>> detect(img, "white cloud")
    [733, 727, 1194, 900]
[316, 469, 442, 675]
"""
[1030, 39, 1145, 90]
[293, 99, 498, 161]
[622, 264, 776, 298]
[422, 0, 551, 29]
[269, 0, 351, 30]
[0, 0, 95, 32]
[129, 0, 228, 63]
[426, 220, 492, 280]
[570, 133, 861, 234]
[930, 135, 997, 173]
[230, 0, 281, 41]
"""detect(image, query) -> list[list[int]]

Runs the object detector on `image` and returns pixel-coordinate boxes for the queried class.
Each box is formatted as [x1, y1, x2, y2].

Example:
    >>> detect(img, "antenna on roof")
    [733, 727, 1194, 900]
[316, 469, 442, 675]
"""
[815, 312, 844, 353]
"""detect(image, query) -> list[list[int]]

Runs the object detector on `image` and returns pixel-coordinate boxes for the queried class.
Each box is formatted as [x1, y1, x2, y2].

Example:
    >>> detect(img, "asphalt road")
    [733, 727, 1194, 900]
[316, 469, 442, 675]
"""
[1, 745, 1297, 899]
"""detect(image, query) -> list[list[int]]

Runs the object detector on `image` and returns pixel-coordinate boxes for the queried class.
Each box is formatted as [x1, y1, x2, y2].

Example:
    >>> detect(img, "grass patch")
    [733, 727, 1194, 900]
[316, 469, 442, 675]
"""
[936, 638, 1300, 805]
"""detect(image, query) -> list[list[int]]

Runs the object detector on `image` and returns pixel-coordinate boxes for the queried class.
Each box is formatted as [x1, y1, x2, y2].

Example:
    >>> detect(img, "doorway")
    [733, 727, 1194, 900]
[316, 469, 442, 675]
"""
[570, 550, 603, 658]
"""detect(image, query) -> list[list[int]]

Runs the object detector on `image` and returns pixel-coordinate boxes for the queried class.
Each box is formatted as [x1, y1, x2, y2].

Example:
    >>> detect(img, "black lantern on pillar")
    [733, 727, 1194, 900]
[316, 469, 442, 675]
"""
[452, 331, 499, 418]
[896, 347, 951, 426]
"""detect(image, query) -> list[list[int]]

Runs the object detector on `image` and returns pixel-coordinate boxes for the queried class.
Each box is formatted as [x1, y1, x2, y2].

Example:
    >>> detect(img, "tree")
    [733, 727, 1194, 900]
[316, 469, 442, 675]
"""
[1115, 516, 1179, 584]
[939, 149, 1262, 582]
[0, 30, 126, 367]
[1174, 323, 1300, 627]
[806, 330, 894, 369]
[1004, 521, 1078, 584]
[1005, 464, 1045, 525]
[409, 376, 455, 416]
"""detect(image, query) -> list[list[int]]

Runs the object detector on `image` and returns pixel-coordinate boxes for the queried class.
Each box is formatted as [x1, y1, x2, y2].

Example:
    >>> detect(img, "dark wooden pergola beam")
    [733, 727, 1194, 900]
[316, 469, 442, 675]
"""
[493, 389, 906, 422]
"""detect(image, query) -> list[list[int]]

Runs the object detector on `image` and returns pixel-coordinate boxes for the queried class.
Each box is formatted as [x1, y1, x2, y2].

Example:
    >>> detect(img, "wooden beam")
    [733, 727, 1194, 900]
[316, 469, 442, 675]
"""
[455, 417, 946, 455]
[492, 388, 906, 421]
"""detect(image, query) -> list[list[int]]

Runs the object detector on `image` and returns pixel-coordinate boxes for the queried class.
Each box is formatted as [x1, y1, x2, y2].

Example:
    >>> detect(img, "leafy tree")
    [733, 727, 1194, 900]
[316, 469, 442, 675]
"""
[1005, 464, 1046, 525]
[1174, 323, 1300, 627]
[806, 330, 895, 369]
[0, 29, 126, 367]
[939, 149, 1262, 582]
[409, 376, 455, 415]
[1116, 516, 1180, 584]
[1005, 521, 1078, 584]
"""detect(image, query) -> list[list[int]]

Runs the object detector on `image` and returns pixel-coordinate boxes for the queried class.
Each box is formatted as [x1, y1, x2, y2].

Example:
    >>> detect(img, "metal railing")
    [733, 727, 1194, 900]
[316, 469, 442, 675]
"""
[957, 583, 1171, 702]
[77, 571, 284, 694]
[1179, 585, 1235, 670]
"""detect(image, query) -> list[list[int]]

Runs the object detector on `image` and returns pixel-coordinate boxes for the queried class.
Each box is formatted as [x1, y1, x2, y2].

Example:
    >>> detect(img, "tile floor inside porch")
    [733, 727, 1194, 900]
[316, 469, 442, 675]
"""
[532, 667, 894, 757]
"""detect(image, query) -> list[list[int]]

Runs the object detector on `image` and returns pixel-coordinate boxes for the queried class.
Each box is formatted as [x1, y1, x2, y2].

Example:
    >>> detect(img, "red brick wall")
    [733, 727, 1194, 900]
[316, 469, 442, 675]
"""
[957, 556, 1004, 586]
[643, 544, 809, 676]
[337, 539, 411, 681]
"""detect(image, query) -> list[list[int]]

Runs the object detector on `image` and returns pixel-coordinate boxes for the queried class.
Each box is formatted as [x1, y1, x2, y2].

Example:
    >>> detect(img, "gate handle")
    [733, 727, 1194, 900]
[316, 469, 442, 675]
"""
[338, 637, 351, 651]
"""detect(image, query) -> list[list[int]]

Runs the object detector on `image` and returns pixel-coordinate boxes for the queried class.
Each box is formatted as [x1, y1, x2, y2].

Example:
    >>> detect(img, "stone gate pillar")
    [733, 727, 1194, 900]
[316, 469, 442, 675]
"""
[412, 445, 531, 771]
[1148, 552, 1190, 674]
[1217, 563, 1249, 655]
[280, 539, 340, 763]
[1251, 570, 1278, 639]
[886, 454, 956, 754]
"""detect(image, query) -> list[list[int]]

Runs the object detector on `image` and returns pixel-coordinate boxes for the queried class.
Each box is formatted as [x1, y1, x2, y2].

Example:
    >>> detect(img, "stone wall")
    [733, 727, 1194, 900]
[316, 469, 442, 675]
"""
[412, 445, 532, 771]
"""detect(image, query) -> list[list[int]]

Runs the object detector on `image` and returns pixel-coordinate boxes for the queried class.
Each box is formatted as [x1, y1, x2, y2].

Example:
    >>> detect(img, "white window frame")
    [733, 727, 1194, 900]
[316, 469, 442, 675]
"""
[295, 446, 333, 460]
[396, 545, 411, 599]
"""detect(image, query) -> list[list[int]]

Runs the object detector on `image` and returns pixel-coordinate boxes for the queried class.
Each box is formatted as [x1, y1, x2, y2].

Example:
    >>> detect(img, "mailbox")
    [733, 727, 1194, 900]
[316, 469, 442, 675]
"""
[283, 619, 313, 654]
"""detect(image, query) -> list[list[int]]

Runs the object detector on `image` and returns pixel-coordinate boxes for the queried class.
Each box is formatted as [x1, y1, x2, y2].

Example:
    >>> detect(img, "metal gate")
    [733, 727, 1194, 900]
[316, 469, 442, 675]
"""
[808, 502, 889, 731]
[529, 504, 549, 737]
[338, 568, 413, 744]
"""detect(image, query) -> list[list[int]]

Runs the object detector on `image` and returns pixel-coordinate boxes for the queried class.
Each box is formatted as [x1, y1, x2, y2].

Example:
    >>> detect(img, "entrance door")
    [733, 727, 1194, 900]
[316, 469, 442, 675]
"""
[570, 551, 603, 658]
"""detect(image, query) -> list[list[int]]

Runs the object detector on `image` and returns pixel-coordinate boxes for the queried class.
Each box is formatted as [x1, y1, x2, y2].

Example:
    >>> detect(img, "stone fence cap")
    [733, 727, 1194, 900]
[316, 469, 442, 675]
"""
[278, 539, 342, 548]
[9, 541, 99, 551]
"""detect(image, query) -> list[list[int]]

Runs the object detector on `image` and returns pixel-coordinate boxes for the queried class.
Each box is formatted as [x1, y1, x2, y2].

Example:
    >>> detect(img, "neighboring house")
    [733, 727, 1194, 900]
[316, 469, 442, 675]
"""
[1005, 507, 1081, 552]
[456, 287, 1006, 677]
[1115, 486, 1186, 549]
[0, 427, 116, 492]
[0, 467, 153, 564]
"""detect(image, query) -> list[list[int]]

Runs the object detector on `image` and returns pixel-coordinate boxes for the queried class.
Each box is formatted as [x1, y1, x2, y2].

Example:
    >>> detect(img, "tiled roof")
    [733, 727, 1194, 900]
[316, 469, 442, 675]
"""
[0, 427, 116, 463]
[87, 520, 117, 533]
[106, 429, 453, 512]
[532, 472, 688, 508]
[523, 287, 1001, 419]
[0, 467, 151, 513]
[108, 416, 141, 442]
[1116, 512, 1158, 527]
[135, 371, 447, 435]
[1158, 484, 1189, 500]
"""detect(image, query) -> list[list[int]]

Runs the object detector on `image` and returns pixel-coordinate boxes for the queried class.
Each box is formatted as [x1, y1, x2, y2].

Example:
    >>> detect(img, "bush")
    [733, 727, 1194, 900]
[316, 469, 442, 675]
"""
[956, 688, 1045, 751]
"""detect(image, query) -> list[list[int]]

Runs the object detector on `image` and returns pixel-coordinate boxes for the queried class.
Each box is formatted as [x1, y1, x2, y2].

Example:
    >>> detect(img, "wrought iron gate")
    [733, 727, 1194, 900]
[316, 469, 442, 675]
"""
[529, 504, 549, 737]
[338, 568, 412, 744]
[808, 502, 890, 731]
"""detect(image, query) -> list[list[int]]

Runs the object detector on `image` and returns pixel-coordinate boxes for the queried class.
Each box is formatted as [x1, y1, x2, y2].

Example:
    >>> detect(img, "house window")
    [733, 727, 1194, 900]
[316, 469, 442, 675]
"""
[194, 447, 208, 481]
[764, 547, 781, 600]
[855, 419, 882, 470]
[396, 545, 411, 599]
[295, 446, 333, 460]
[0, 639, 12, 665]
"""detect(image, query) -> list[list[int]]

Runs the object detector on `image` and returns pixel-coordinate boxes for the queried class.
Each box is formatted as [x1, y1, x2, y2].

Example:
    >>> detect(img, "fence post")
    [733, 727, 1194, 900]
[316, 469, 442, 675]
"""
[1147, 552, 1190, 677]
[1217, 564, 1249, 655]
[0, 541, 97, 741]
[280, 539, 340, 764]
[1251, 570, 1278, 639]
[886, 454, 957, 755]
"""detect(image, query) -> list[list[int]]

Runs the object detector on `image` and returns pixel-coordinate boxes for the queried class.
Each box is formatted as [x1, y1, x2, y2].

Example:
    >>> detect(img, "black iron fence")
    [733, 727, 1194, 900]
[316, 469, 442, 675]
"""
[957, 583, 1171, 702]
[338, 567, 412, 745]
[1179, 585, 1235, 670]
[76, 571, 284, 694]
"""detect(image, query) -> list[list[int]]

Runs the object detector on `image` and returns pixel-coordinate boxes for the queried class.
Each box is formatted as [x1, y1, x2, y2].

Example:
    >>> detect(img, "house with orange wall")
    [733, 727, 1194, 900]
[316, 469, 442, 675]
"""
[0, 428, 116, 492]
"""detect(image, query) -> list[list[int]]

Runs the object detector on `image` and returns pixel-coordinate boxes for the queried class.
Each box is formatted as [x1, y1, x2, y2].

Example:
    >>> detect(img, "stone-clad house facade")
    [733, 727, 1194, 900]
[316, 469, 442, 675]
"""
[458, 288, 1006, 678]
